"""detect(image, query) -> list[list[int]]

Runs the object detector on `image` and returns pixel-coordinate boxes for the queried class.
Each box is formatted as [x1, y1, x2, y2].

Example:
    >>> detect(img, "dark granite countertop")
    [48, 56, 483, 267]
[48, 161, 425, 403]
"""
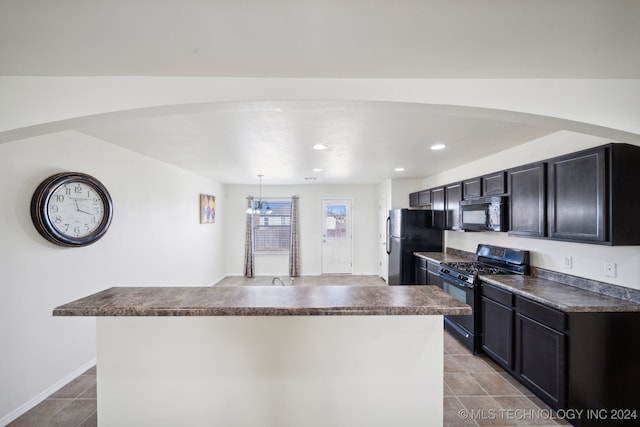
[52, 285, 472, 317]
[480, 275, 640, 313]
[413, 252, 472, 264]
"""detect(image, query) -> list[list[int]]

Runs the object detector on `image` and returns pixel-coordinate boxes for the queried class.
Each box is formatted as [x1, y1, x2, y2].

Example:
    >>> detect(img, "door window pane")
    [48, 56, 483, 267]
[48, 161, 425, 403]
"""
[325, 204, 347, 239]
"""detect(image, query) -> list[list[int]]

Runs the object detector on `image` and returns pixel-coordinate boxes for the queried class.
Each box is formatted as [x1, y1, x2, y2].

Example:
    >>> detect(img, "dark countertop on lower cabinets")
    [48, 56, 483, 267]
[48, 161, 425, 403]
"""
[52, 285, 472, 317]
[480, 274, 640, 313]
[413, 252, 473, 264]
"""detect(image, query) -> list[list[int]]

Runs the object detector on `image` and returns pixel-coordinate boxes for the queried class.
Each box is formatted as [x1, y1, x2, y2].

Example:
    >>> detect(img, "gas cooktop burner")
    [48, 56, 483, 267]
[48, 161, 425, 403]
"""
[443, 262, 509, 276]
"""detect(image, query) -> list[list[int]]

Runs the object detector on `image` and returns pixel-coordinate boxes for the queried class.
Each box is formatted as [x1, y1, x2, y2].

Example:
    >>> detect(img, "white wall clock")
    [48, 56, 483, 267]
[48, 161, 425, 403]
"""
[30, 172, 113, 247]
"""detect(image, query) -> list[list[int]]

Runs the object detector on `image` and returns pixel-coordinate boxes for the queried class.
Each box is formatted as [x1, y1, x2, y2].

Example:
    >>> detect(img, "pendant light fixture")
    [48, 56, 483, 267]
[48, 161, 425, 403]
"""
[246, 174, 273, 214]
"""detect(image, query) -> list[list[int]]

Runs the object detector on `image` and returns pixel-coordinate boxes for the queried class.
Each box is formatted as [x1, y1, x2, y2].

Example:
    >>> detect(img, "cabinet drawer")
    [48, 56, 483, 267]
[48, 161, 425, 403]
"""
[515, 296, 566, 331]
[481, 282, 513, 306]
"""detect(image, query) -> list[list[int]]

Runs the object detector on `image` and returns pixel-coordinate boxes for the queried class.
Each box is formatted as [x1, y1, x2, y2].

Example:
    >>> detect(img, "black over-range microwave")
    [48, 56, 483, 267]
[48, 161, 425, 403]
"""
[459, 196, 508, 232]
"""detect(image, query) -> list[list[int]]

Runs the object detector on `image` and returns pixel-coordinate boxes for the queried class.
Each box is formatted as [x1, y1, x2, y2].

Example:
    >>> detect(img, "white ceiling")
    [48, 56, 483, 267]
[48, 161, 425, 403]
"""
[2, 0, 639, 184]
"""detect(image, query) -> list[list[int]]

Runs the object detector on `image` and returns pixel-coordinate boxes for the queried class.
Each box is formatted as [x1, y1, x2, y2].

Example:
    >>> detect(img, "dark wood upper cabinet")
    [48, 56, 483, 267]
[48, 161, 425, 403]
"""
[410, 143, 640, 245]
[409, 191, 419, 207]
[445, 182, 462, 230]
[462, 177, 481, 199]
[547, 143, 640, 245]
[483, 171, 507, 196]
[418, 189, 431, 206]
[430, 187, 446, 229]
[547, 147, 607, 242]
[409, 190, 431, 207]
[508, 163, 547, 238]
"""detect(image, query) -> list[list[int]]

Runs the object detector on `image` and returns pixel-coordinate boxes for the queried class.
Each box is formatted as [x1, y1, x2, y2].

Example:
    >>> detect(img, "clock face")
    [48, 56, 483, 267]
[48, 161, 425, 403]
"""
[47, 181, 106, 238]
[31, 172, 113, 247]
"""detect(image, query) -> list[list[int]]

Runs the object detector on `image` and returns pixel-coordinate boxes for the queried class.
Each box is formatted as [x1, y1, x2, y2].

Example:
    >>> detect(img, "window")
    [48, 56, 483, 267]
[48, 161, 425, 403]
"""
[253, 200, 292, 252]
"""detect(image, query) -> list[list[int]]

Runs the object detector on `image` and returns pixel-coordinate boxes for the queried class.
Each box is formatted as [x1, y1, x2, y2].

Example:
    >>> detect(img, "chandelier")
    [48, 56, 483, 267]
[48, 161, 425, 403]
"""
[246, 174, 272, 214]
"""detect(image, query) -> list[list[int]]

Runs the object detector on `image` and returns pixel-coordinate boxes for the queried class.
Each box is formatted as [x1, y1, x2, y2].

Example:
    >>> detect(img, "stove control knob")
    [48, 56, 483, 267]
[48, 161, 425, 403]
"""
[457, 274, 465, 280]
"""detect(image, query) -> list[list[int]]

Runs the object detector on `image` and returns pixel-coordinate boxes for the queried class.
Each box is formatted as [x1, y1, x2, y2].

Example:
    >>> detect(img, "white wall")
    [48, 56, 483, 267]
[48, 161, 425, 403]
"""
[0, 131, 225, 423]
[224, 184, 379, 276]
[422, 131, 640, 290]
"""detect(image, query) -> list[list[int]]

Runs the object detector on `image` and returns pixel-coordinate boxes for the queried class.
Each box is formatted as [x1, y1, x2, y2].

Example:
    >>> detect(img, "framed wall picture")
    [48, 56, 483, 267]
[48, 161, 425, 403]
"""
[200, 194, 215, 224]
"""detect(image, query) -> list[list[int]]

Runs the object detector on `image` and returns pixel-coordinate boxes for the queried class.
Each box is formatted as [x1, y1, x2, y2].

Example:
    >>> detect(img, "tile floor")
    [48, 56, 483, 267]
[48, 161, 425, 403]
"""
[8, 276, 571, 426]
[443, 332, 571, 427]
[8, 366, 97, 427]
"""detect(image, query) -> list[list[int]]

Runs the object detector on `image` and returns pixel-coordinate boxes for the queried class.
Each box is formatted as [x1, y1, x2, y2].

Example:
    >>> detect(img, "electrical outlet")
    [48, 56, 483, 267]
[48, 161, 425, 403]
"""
[604, 262, 617, 278]
[563, 256, 572, 269]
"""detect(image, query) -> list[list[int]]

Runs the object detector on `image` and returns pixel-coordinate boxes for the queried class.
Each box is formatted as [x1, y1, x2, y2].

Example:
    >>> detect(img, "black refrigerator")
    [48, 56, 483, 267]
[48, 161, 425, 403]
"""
[386, 209, 443, 285]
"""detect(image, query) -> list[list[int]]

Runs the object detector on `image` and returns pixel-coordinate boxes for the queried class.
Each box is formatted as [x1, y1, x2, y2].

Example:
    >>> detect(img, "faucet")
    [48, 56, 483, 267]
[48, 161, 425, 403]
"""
[271, 277, 285, 286]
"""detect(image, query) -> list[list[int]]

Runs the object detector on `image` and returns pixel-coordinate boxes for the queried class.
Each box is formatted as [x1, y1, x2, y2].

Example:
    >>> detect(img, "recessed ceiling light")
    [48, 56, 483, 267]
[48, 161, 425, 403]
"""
[430, 143, 446, 151]
[394, 167, 405, 172]
[312, 144, 329, 151]
[313, 168, 323, 172]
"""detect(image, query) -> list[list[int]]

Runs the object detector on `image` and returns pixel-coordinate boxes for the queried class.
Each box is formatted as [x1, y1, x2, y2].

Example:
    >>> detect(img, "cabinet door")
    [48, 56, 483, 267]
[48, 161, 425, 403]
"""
[415, 265, 427, 285]
[483, 171, 507, 196]
[431, 187, 446, 229]
[547, 147, 607, 242]
[409, 192, 419, 207]
[427, 261, 441, 288]
[481, 296, 514, 370]
[463, 178, 481, 199]
[445, 183, 462, 230]
[515, 313, 566, 409]
[509, 163, 546, 237]
[417, 190, 431, 206]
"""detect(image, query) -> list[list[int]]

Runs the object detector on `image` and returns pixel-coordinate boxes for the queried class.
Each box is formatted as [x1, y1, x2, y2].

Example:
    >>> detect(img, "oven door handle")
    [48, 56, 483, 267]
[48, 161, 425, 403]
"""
[444, 317, 471, 339]
[438, 273, 474, 289]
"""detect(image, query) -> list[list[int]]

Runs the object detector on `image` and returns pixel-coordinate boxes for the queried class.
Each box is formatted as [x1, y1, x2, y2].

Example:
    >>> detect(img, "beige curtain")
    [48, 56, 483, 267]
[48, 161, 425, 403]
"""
[244, 196, 254, 277]
[289, 195, 300, 277]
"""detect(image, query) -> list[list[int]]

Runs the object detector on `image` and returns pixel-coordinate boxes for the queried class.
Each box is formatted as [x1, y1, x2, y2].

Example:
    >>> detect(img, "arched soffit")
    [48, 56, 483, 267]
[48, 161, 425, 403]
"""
[1, 100, 639, 145]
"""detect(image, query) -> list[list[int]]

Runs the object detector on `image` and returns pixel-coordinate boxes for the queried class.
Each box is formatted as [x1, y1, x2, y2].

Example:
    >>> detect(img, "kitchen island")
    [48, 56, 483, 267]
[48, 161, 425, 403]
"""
[54, 285, 470, 427]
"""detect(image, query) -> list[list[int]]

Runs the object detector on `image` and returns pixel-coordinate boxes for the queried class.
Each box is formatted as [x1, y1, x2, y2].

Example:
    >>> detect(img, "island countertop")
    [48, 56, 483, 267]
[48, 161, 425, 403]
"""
[52, 285, 472, 317]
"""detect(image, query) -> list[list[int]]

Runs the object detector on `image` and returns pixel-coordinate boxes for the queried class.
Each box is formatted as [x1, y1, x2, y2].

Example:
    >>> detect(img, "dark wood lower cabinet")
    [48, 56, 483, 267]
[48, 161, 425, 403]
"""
[414, 258, 427, 285]
[427, 260, 441, 288]
[481, 296, 513, 370]
[480, 281, 640, 426]
[515, 312, 565, 408]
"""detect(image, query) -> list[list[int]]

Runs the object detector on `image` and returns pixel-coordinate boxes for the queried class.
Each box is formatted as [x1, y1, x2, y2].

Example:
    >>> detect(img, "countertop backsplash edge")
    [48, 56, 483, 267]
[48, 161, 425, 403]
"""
[531, 267, 640, 305]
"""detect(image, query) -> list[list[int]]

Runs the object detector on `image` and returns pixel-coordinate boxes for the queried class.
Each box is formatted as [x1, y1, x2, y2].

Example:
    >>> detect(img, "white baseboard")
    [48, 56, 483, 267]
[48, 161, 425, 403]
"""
[0, 358, 97, 427]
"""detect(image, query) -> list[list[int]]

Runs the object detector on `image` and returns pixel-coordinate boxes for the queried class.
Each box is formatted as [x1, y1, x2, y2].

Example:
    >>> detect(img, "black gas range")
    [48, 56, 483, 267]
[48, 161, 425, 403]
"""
[438, 244, 529, 353]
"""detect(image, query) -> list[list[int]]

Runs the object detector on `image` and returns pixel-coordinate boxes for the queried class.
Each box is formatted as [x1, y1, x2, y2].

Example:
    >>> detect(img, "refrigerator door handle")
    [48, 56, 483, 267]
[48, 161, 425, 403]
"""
[385, 217, 391, 255]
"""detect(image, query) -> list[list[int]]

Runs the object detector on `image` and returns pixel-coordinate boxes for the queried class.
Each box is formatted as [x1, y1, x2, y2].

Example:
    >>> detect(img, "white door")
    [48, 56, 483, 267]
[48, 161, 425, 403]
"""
[321, 200, 352, 274]
[379, 196, 389, 282]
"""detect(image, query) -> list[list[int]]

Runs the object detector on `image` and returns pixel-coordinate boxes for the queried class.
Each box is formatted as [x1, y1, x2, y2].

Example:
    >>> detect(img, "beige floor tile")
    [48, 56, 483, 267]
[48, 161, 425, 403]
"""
[494, 395, 562, 426]
[457, 395, 519, 427]
[49, 375, 96, 399]
[445, 396, 480, 426]
[470, 372, 523, 396]
[445, 372, 488, 396]
[452, 355, 496, 373]
[7, 399, 72, 427]
[47, 399, 96, 427]
[445, 354, 467, 372]
[498, 372, 536, 396]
